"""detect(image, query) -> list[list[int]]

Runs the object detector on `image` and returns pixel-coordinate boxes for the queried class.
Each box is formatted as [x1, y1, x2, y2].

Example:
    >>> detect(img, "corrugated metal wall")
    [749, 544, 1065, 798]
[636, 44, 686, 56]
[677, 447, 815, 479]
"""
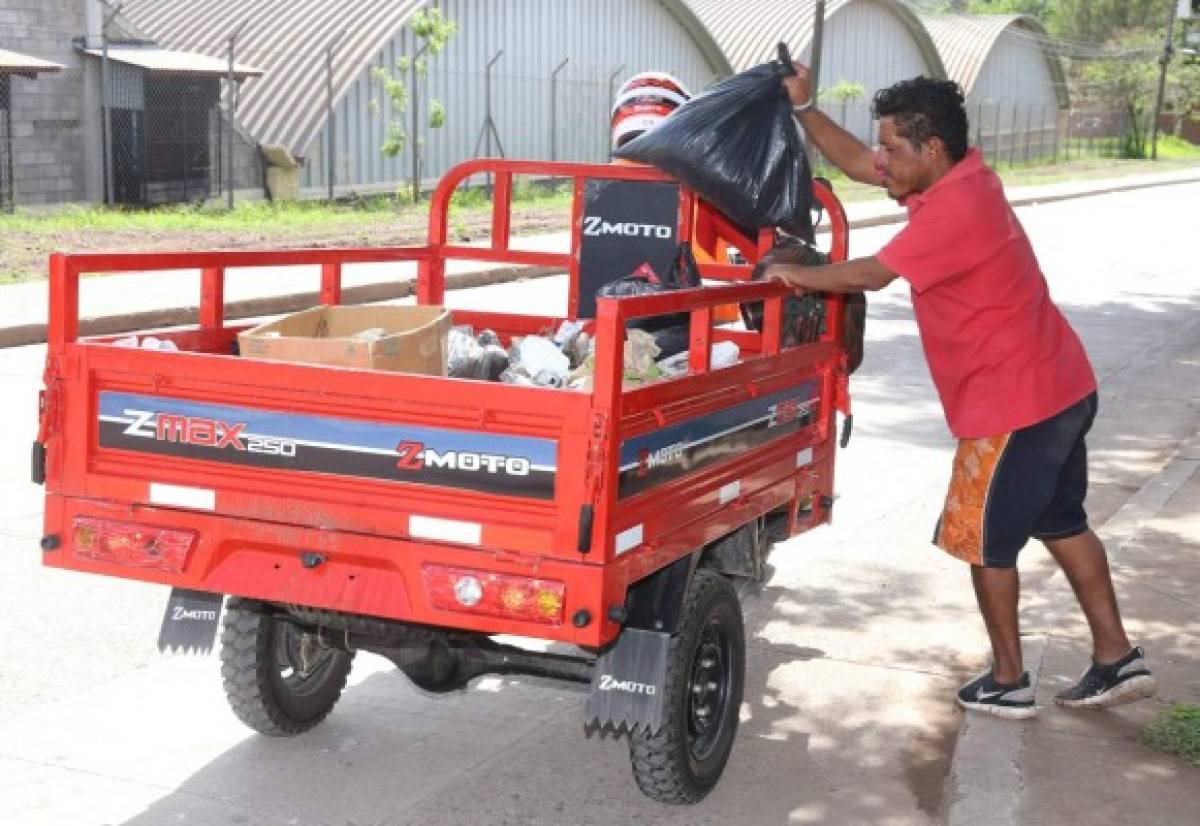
[968, 27, 1062, 163]
[302, 0, 724, 191]
[816, 2, 935, 146]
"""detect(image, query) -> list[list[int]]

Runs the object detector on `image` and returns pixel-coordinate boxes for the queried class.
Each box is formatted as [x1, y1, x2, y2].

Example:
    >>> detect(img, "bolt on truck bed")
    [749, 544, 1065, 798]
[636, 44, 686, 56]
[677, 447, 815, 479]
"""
[35, 159, 851, 652]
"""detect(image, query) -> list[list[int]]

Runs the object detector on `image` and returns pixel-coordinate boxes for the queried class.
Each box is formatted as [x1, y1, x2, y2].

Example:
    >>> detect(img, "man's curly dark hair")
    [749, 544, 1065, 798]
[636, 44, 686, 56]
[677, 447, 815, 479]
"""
[872, 77, 969, 162]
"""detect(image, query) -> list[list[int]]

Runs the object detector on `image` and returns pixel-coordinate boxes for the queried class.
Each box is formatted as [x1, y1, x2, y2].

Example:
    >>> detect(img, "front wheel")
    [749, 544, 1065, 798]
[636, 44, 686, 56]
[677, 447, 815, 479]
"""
[629, 569, 745, 804]
[219, 599, 354, 736]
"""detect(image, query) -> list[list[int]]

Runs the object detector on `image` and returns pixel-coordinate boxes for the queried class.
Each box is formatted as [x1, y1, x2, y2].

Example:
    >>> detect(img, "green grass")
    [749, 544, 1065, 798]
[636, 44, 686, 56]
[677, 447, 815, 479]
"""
[1156, 134, 1200, 160]
[0, 197, 401, 233]
[1142, 703, 1200, 766]
[0, 178, 575, 233]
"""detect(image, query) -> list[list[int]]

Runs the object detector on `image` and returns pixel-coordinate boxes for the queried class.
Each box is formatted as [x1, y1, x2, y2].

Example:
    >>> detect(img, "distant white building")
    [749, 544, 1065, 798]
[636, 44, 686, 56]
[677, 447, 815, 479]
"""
[923, 14, 1068, 162]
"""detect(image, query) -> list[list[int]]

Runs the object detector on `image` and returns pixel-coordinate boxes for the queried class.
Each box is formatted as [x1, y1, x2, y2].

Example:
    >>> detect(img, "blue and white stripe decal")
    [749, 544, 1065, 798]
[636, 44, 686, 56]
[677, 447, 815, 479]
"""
[617, 383, 819, 498]
[97, 391, 557, 499]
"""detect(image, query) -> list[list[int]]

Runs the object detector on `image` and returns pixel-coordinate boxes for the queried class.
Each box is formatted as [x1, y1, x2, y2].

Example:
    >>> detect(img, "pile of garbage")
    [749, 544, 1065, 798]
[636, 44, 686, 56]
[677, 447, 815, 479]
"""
[112, 335, 180, 351]
[447, 321, 739, 392]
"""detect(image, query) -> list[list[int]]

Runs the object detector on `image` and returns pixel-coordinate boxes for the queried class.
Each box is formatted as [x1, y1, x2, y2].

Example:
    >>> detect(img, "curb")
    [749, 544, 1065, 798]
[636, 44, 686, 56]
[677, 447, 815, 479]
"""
[3, 171, 1199, 350]
[0, 264, 561, 349]
[943, 426, 1200, 826]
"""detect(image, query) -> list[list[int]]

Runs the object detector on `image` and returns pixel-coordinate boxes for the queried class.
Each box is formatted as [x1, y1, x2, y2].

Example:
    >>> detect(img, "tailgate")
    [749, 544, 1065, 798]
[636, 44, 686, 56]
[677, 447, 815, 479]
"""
[48, 340, 596, 561]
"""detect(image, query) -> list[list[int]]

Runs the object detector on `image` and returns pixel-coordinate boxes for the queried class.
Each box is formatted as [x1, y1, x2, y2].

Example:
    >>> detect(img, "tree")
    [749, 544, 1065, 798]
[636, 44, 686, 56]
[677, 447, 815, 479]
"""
[370, 8, 457, 160]
[1049, 0, 1168, 42]
[1078, 31, 1161, 157]
[820, 80, 867, 128]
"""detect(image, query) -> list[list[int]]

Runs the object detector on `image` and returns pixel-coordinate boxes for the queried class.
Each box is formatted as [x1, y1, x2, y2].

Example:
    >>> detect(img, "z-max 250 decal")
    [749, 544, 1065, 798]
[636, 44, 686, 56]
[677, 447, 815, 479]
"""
[97, 392, 557, 499]
[617, 383, 820, 498]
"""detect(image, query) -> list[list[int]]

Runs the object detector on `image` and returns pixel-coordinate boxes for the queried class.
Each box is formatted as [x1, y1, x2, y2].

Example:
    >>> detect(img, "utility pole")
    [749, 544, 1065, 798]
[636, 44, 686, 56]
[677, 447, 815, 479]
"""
[1151, 0, 1180, 160]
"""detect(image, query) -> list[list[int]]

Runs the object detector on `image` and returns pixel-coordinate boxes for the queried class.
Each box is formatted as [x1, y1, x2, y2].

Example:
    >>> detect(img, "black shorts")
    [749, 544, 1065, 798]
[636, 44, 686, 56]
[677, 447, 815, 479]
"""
[933, 392, 1098, 568]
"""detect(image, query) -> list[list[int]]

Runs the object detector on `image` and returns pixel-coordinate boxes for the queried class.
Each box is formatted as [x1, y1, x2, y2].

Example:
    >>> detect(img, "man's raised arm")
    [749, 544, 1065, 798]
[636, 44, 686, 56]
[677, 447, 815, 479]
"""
[784, 64, 882, 187]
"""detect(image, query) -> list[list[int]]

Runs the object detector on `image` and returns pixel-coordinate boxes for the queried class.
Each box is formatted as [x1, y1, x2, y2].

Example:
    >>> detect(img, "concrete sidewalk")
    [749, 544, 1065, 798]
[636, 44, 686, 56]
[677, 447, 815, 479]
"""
[948, 429, 1200, 826]
[3, 163, 1199, 348]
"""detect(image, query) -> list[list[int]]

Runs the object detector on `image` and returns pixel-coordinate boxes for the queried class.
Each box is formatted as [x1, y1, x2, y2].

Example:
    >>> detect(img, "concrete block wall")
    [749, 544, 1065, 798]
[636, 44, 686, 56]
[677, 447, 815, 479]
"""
[1, 0, 90, 206]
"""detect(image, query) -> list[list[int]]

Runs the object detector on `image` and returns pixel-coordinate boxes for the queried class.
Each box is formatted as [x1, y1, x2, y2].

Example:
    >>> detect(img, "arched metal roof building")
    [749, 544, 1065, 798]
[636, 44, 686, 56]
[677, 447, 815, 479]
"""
[123, 0, 733, 194]
[922, 14, 1067, 109]
[923, 14, 1068, 162]
[120, 1, 1073, 196]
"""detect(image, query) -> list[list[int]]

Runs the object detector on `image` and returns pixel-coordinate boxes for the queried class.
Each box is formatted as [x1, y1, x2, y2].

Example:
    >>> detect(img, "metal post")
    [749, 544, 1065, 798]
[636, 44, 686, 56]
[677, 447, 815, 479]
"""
[485, 49, 503, 158]
[226, 20, 247, 210]
[411, 41, 430, 203]
[1065, 103, 1073, 162]
[1022, 102, 1033, 163]
[605, 64, 625, 158]
[2, 75, 12, 213]
[993, 102, 1001, 165]
[1038, 102, 1048, 161]
[472, 50, 505, 191]
[1009, 102, 1019, 166]
[550, 57, 569, 161]
[1151, 0, 1179, 160]
[809, 0, 826, 94]
[325, 31, 344, 202]
[100, 2, 123, 205]
[975, 100, 984, 155]
[1052, 104, 1060, 163]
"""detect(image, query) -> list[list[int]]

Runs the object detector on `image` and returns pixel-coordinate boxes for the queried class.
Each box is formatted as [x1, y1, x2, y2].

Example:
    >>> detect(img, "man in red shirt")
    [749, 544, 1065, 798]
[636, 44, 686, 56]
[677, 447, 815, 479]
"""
[767, 71, 1157, 718]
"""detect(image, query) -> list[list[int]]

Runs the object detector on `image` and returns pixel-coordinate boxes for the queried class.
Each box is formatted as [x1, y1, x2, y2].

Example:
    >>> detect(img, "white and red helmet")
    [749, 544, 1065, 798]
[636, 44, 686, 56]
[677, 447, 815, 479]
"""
[610, 72, 691, 150]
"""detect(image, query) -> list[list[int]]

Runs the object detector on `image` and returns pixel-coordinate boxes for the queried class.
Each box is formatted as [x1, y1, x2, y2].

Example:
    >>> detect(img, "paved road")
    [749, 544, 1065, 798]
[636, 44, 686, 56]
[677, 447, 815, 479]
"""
[1, 182, 1197, 825]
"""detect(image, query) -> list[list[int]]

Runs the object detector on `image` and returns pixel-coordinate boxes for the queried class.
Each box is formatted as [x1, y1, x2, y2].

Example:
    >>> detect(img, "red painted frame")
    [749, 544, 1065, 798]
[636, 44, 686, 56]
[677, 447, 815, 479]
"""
[39, 159, 850, 650]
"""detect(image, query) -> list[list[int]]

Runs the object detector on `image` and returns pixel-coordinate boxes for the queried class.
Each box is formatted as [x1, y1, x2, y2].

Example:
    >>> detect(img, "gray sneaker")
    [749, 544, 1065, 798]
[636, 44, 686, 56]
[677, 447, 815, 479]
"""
[957, 670, 1037, 720]
[1055, 646, 1158, 709]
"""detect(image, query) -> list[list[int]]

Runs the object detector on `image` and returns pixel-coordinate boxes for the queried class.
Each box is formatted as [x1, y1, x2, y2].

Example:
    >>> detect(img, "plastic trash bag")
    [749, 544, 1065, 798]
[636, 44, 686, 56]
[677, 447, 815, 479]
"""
[447, 326, 509, 381]
[614, 61, 815, 241]
[502, 335, 570, 388]
[595, 248, 700, 357]
[742, 237, 867, 373]
[657, 341, 740, 377]
[567, 329, 665, 391]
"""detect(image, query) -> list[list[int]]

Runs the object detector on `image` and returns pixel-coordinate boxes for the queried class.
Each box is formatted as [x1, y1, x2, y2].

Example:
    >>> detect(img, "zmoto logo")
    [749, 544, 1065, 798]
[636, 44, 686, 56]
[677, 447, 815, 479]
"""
[582, 216, 673, 239]
[172, 606, 217, 622]
[396, 441, 531, 476]
[598, 674, 657, 695]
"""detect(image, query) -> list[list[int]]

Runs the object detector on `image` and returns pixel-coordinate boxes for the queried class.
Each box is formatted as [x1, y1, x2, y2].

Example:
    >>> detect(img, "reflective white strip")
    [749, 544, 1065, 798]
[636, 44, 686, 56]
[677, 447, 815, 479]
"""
[410, 515, 482, 546]
[615, 524, 644, 556]
[796, 448, 814, 468]
[149, 483, 215, 511]
[719, 481, 741, 505]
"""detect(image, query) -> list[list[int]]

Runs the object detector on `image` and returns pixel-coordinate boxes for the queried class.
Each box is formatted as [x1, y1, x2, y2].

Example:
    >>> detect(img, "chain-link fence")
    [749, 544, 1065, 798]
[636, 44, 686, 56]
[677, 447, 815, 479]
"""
[103, 59, 235, 206]
[0, 51, 1181, 211]
[814, 94, 1149, 173]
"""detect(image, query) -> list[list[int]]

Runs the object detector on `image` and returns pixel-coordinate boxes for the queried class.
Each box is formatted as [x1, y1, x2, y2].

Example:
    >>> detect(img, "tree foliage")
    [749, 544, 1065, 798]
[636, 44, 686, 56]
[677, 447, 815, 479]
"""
[370, 8, 458, 159]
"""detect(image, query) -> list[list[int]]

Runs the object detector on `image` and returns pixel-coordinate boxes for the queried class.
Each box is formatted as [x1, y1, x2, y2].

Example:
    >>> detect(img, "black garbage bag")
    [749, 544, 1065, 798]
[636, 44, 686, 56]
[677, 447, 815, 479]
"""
[741, 237, 867, 374]
[595, 244, 701, 358]
[614, 61, 815, 241]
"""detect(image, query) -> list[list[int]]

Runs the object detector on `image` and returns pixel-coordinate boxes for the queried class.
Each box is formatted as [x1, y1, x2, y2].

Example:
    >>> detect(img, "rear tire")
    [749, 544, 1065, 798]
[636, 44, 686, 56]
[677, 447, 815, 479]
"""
[629, 569, 745, 804]
[219, 599, 354, 736]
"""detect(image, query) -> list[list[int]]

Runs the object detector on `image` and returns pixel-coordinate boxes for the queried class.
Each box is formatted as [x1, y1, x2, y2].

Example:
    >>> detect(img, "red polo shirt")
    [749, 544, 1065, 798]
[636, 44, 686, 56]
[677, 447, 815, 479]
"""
[876, 149, 1096, 438]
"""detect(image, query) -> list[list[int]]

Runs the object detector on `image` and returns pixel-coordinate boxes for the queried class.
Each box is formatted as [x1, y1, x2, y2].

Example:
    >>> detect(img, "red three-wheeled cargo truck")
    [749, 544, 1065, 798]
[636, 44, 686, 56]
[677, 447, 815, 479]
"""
[34, 158, 851, 803]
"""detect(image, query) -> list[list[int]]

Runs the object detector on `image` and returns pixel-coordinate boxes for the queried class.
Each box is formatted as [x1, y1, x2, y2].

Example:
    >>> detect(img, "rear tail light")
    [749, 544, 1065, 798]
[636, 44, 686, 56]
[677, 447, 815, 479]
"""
[422, 564, 565, 626]
[71, 517, 197, 573]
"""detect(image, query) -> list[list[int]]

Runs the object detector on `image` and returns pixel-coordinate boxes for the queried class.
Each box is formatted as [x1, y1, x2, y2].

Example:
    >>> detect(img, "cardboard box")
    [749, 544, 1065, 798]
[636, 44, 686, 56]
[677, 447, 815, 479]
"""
[238, 305, 452, 375]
